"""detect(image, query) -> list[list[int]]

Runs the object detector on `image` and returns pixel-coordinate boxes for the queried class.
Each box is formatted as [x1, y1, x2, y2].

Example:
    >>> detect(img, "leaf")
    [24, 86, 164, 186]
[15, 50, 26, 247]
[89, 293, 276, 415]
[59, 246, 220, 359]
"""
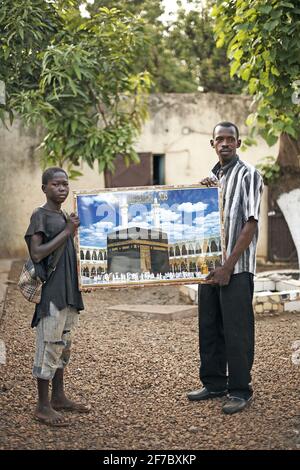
[68, 78, 78, 96]
[248, 78, 258, 94]
[265, 133, 278, 147]
[73, 65, 82, 81]
[259, 5, 272, 14]
[245, 113, 257, 127]
[68, 169, 83, 180]
[0, 108, 9, 129]
[130, 151, 140, 164]
[271, 66, 280, 77]
[241, 66, 251, 81]
[230, 61, 241, 78]
[233, 49, 243, 61]
[263, 20, 280, 32]
[8, 109, 14, 125]
[98, 160, 106, 173]
[285, 126, 297, 139]
[124, 155, 130, 167]
[107, 160, 115, 173]
[280, 2, 295, 8]
[71, 120, 78, 134]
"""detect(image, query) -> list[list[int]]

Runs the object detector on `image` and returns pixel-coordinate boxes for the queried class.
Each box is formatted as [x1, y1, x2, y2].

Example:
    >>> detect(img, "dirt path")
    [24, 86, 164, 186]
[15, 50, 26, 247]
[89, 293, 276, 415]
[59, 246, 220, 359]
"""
[0, 261, 300, 450]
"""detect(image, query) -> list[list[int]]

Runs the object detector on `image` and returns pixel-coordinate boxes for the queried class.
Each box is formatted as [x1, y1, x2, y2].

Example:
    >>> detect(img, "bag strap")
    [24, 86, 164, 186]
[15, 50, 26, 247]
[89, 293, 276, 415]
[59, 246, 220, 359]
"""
[46, 210, 70, 278]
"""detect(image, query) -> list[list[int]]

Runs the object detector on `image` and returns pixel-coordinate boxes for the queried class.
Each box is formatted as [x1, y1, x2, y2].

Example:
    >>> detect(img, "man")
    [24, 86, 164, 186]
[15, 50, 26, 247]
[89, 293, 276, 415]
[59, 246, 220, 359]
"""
[187, 122, 263, 414]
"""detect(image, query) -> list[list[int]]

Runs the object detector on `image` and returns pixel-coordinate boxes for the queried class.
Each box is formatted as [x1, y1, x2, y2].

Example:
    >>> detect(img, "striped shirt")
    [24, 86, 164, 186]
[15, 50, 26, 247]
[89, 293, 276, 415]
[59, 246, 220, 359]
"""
[211, 156, 264, 275]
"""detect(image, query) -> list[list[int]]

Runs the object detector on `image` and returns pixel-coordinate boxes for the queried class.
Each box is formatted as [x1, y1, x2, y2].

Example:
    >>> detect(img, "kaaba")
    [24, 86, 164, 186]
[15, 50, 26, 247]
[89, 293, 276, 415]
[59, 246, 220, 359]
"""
[107, 226, 170, 274]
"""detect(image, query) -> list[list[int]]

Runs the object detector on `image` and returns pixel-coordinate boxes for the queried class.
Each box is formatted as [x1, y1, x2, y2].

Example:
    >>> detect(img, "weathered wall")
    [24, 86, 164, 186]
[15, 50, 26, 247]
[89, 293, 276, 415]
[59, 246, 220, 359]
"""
[0, 93, 277, 258]
[137, 94, 276, 262]
[136, 94, 277, 185]
[0, 120, 105, 257]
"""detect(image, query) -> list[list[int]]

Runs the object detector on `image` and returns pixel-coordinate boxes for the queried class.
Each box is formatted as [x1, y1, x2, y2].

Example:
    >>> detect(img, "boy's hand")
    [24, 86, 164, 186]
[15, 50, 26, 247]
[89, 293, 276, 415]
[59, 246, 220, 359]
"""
[200, 177, 218, 187]
[66, 213, 80, 235]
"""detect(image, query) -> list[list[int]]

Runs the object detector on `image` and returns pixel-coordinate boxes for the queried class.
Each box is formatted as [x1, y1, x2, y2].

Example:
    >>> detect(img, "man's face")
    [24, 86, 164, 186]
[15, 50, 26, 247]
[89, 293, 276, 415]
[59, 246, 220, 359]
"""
[210, 125, 241, 164]
[42, 172, 69, 203]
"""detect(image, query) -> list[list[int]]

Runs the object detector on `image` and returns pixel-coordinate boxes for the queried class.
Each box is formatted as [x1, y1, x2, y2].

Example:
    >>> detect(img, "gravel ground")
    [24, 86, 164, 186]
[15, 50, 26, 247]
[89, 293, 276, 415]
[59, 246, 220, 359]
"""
[0, 261, 300, 450]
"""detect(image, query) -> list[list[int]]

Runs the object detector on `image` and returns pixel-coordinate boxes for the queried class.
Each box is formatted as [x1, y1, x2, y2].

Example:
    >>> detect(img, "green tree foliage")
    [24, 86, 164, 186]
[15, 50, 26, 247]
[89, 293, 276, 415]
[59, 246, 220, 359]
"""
[90, 0, 197, 92]
[212, 0, 300, 150]
[90, 0, 241, 93]
[256, 156, 280, 185]
[0, 0, 151, 175]
[167, 1, 243, 93]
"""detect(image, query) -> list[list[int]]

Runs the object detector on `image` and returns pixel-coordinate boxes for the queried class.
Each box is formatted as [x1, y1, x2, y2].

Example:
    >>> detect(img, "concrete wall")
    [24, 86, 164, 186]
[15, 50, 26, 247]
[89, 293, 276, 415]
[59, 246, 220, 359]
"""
[135, 93, 276, 261]
[0, 120, 105, 257]
[136, 93, 278, 184]
[0, 93, 277, 258]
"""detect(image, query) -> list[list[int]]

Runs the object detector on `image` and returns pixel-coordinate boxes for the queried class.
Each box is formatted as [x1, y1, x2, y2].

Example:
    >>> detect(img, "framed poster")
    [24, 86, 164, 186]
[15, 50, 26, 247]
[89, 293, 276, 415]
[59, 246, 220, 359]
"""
[73, 184, 224, 289]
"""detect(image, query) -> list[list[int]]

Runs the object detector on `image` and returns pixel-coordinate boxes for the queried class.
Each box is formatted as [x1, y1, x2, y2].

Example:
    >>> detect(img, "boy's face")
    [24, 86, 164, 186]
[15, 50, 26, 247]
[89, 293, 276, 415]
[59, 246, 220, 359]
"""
[42, 171, 69, 204]
[210, 125, 241, 164]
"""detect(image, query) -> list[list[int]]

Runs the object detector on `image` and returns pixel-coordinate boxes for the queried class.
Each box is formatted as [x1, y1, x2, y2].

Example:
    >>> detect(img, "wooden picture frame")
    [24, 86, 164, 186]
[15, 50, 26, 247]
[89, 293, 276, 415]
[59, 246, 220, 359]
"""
[73, 184, 225, 290]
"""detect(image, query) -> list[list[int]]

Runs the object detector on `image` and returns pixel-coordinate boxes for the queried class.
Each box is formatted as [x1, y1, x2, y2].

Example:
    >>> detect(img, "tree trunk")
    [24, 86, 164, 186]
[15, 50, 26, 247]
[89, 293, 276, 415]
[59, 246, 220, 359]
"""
[277, 189, 300, 270]
[277, 132, 300, 170]
[269, 133, 300, 201]
[273, 133, 300, 268]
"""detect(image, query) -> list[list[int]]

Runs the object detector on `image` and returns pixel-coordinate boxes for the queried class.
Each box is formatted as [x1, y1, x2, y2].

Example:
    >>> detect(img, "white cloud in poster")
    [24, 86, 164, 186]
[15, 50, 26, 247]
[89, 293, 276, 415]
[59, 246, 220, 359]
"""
[193, 211, 220, 237]
[79, 219, 115, 246]
[177, 201, 208, 213]
[79, 193, 119, 211]
[79, 196, 220, 247]
[159, 207, 181, 222]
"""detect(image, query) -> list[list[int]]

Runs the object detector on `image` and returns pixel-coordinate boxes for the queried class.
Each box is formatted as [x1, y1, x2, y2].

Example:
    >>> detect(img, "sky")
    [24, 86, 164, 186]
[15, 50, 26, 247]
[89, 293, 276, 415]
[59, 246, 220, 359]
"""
[80, 1, 201, 20]
[77, 187, 221, 248]
[161, 0, 198, 22]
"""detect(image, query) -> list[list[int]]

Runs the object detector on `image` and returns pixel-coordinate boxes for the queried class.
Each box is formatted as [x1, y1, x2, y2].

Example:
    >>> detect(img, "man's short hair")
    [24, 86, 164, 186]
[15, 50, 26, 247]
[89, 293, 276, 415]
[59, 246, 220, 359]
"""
[42, 167, 68, 185]
[212, 122, 239, 139]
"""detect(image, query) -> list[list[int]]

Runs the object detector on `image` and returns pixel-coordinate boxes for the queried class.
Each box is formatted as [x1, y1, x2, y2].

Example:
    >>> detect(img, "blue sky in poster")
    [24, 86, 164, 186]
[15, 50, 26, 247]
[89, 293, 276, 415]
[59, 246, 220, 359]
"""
[77, 187, 221, 248]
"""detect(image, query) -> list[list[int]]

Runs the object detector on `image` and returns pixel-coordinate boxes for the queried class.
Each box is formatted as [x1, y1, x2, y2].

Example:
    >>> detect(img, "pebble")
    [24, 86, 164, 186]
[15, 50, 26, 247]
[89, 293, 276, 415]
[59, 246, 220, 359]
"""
[1, 261, 300, 450]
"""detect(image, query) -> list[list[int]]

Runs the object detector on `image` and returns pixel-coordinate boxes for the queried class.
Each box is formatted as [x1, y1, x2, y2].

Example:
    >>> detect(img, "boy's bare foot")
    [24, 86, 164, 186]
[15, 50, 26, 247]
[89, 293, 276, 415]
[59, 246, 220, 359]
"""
[34, 405, 70, 427]
[51, 397, 91, 413]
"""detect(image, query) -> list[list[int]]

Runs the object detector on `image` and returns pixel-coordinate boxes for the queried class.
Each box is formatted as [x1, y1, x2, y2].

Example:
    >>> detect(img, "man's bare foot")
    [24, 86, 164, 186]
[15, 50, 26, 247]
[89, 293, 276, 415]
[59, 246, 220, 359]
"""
[51, 397, 91, 413]
[34, 405, 70, 427]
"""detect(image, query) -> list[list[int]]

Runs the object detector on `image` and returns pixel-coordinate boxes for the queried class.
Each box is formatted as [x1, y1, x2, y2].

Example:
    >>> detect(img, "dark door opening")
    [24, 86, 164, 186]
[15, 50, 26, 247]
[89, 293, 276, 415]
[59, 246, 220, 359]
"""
[153, 154, 165, 185]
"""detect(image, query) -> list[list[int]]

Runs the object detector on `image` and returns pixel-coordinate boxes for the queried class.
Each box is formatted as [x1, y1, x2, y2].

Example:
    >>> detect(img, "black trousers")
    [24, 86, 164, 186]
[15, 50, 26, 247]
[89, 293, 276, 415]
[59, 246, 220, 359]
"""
[198, 272, 254, 399]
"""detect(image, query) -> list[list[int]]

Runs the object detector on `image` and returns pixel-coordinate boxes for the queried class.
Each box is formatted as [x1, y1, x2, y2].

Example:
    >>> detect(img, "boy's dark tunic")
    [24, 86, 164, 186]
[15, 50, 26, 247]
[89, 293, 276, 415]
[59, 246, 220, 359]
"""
[25, 207, 84, 327]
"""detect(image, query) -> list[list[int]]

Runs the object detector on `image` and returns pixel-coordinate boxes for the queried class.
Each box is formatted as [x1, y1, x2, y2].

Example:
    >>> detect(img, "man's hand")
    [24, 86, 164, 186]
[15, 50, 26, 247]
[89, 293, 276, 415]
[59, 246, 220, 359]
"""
[200, 177, 219, 187]
[65, 212, 80, 236]
[206, 266, 232, 286]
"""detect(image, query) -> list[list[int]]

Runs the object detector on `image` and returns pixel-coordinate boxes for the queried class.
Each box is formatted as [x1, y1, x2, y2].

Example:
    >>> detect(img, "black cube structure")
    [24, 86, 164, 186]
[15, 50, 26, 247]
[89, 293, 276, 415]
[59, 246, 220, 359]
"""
[107, 226, 170, 274]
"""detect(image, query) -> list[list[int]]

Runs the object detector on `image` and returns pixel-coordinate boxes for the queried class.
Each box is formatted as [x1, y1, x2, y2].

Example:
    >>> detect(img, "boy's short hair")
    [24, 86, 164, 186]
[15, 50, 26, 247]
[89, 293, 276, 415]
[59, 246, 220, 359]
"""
[212, 121, 239, 139]
[42, 167, 68, 185]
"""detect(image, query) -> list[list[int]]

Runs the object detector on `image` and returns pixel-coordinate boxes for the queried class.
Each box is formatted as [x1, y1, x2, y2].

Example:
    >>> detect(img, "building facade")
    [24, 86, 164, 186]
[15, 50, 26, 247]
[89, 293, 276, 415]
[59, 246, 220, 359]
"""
[0, 93, 272, 260]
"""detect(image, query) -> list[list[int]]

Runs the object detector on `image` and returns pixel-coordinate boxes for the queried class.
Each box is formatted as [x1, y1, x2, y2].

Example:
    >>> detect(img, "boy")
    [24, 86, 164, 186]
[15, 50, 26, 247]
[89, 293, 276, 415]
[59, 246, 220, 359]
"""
[25, 167, 89, 426]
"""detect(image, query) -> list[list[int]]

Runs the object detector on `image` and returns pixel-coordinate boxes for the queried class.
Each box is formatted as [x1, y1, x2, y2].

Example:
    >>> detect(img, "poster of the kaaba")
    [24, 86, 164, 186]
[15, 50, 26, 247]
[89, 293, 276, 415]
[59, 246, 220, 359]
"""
[73, 184, 225, 289]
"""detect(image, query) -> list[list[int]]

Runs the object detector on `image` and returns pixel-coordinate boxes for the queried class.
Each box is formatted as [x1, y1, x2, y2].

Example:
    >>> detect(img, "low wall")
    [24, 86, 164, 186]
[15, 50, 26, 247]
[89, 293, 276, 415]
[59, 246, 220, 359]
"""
[180, 273, 300, 316]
